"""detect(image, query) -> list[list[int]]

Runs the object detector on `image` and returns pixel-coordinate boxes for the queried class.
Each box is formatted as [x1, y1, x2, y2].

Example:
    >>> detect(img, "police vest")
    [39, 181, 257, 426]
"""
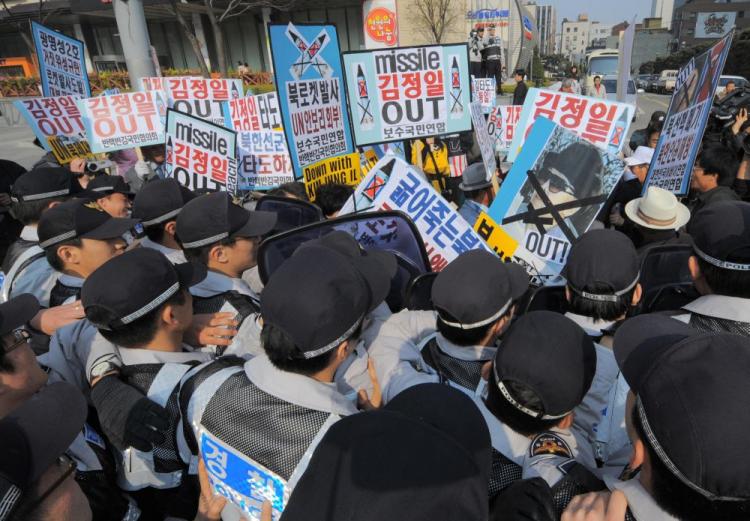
[192, 290, 259, 319]
[484, 38, 502, 60]
[178, 359, 342, 506]
[1, 241, 44, 302]
[117, 361, 201, 495]
[49, 280, 82, 307]
[689, 313, 750, 336]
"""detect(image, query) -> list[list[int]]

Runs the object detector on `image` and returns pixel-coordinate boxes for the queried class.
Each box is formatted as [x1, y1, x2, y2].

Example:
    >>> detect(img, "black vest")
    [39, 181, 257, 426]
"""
[690, 313, 750, 336]
[420, 337, 485, 392]
[49, 280, 82, 307]
[192, 290, 259, 320]
[1, 238, 38, 274]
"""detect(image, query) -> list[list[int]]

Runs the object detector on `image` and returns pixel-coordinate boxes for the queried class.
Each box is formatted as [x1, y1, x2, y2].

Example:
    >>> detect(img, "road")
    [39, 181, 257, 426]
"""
[0, 92, 674, 172]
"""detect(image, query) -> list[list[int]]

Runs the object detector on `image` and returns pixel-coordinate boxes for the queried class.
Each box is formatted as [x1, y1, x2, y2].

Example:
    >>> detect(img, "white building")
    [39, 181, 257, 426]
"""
[588, 22, 614, 46]
[535, 4, 556, 56]
[561, 15, 590, 63]
[651, 0, 675, 29]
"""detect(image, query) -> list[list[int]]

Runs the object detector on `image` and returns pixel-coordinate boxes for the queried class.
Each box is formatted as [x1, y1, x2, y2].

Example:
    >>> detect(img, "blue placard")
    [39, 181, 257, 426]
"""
[342, 44, 472, 146]
[200, 431, 287, 521]
[31, 21, 90, 98]
[268, 23, 354, 178]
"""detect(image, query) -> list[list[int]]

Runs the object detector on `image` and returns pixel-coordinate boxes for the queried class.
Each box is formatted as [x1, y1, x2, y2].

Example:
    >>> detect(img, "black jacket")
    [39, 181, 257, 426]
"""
[513, 81, 528, 106]
[690, 185, 740, 218]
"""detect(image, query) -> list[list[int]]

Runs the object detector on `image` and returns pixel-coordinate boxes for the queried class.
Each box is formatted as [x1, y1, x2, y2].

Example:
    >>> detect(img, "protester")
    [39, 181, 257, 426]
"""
[267, 180, 309, 201]
[567, 66, 582, 94]
[560, 78, 576, 94]
[591, 75, 607, 99]
[482, 24, 503, 89]
[3, 167, 78, 306]
[689, 145, 740, 216]
[132, 178, 195, 263]
[623, 187, 691, 255]
[84, 174, 134, 218]
[0, 159, 25, 262]
[629, 111, 665, 151]
[512, 69, 528, 106]
[468, 26, 484, 78]
[124, 143, 167, 192]
[602, 146, 654, 228]
[458, 162, 495, 226]
[313, 182, 353, 218]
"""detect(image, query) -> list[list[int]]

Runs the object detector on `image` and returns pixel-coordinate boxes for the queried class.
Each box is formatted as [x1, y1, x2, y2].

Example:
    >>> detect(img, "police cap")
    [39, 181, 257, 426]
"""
[0, 294, 39, 338]
[37, 199, 138, 250]
[132, 178, 195, 227]
[689, 201, 750, 272]
[84, 174, 134, 199]
[11, 167, 78, 203]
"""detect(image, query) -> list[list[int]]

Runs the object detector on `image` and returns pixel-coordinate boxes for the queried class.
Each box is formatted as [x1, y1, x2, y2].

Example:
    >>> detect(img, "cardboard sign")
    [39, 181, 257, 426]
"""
[14, 95, 86, 152]
[46, 135, 95, 164]
[508, 88, 635, 162]
[224, 93, 282, 132]
[77, 91, 167, 153]
[201, 431, 286, 521]
[303, 152, 362, 201]
[237, 130, 294, 191]
[164, 77, 243, 104]
[165, 109, 238, 193]
[472, 77, 496, 114]
[363, 0, 398, 48]
[470, 101, 497, 179]
[269, 23, 355, 176]
[171, 99, 226, 126]
[486, 118, 626, 284]
[645, 33, 732, 195]
[488, 105, 522, 154]
[473, 211, 519, 261]
[31, 21, 90, 98]
[342, 44, 472, 146]
[341, 155, 491, 271]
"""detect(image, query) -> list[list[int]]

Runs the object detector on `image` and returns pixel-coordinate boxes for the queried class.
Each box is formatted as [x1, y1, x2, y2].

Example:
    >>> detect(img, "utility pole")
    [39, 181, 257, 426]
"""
[112, 0, 156, 88]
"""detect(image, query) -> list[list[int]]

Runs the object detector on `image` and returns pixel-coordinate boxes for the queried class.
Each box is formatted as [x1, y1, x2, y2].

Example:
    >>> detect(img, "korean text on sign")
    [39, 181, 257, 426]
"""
[472, 77, 496, 114]
[237, 130, 293, 191]
[508, 88, 634, 162]
[77, 91, 167, 153]
[31, 21, 90, 98]
[225, 92, 282, 132]
[470, 101, 497, 179]
[165, 77, 243, 103]
[15, 95, 86, 152]
[487, 105, 522, 153]
[165, 109, 238, 194]
[201, 431, 287, 521]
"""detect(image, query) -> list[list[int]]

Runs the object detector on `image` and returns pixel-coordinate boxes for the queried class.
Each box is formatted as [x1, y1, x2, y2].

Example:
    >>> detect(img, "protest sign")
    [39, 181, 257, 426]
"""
[31, 21, 90, 98]
[237, 129, 294, 191]
[201, 430, 286, 521]
[164, 77, 243, 104]
[15, 95, 86, 152]
[303, 152, 361, 201]
[485, 117, 626, 284]
[470, 101, 497, 179]
[171, 99, 226, 126]
[445, 134, 467, 178]
[342, 155, 491, 271]
[224, 92, 282, 132]
[507, 88, 635, 162]
[46, 135, 95, 164]
[77, 91, 167, 153]
[342, 44, 472, 146]
[645, 32, 732, 195]
[165, 109, 238, 193]
[269, 22, 354, 176]
[472, 77, 496, 114]
[487, 105, 522, 154]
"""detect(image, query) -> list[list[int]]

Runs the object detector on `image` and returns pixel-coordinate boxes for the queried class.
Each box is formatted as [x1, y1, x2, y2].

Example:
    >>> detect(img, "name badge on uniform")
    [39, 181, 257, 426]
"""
[200, 430, 288, 521]
[84, 423, 107, 450]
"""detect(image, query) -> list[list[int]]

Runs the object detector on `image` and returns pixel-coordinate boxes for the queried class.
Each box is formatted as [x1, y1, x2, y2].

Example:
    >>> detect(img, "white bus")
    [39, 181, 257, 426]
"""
[584, 49, 619, 96]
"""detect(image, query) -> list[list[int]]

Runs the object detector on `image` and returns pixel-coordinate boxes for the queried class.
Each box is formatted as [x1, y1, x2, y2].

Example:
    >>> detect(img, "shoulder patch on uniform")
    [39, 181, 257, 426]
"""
[529, 432, 573, 458]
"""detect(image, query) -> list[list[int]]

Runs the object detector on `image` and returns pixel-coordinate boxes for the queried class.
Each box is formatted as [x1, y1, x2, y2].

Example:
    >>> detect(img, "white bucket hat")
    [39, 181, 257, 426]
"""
[625, 186, 690, 230]
[624, 146, 654, 167]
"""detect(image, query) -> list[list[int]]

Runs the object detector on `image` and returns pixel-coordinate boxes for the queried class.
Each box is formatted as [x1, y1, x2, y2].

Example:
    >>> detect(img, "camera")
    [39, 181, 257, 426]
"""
[85, 160, 114, 173]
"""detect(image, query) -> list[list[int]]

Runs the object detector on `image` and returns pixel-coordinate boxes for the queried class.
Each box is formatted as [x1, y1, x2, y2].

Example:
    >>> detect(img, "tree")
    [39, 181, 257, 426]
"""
[0, 0, 63, 67]
[531, 47, 544, 82]
[414, 0, 458, 44]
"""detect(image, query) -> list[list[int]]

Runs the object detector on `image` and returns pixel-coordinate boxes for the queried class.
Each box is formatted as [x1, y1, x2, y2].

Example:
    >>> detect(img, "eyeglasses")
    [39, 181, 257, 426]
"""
[15, 454, 76, 518]
[1, 329, 31, 355]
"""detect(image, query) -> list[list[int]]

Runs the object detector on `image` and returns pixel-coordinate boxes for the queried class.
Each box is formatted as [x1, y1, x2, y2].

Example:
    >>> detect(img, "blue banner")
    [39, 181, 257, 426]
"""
[31, 21, 90, 98]
[268, 23, 354, 178]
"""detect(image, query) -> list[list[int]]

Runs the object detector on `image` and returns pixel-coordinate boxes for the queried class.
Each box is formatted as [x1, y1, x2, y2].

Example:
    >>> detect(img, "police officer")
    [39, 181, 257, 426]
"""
[177, 246, 385, 519]
[2, 167, 79, 305]
[468, 25, 485, 78]
[483, 24, 503, 89]
[82, 248, 212, 519]
[132, 178, 195, 264]
[84, 175, 134, 218]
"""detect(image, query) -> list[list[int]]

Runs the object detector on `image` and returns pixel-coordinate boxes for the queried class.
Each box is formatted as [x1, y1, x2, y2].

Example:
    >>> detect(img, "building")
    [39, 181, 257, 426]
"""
[561, 14, 590, 63]
[651, 0, 675, 29]
[588, 21, 614, 47]
[632, 27, 672, 73]
[534, 3, 556, 55]
[673, 0, 750, 48]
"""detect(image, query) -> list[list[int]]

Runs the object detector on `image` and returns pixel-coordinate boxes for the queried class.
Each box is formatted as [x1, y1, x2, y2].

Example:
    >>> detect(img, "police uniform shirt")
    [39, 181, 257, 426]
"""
[2, 226, 58, 307]
[40, 319, 100, 392]
[603, 475, 678, 521]
[673, 294, 750, 336]
[50, 273, 85, 307]
[521, 427, 599, 486]
[483, 35, 503, 60]
[468, 34, 484, 63]
[139, 236, 187, 264]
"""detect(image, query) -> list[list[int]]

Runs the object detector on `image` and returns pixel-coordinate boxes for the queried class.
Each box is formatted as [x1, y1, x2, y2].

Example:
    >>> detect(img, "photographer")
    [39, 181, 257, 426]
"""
[468, 26, 484, 78]
[720, 107, 750, 200]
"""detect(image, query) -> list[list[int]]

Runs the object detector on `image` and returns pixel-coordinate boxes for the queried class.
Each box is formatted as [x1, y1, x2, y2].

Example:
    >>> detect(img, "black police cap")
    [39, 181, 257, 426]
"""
[82, 248, 206, 331]
[132, 178, 195, 227]
[614, 314, 750, 501]
[0, 294, 39, 338]
[488, 311, 596, 419]
[563, 229, 639, 303]
[689, 201, 750, 272]
[176, 192, 277, 249]
[432, 250, 528, 329]
[37, 199, 138, 250]
[261, 246, 371, 359]
[84, 174, 134, 199]
[10, 167, 77, 203]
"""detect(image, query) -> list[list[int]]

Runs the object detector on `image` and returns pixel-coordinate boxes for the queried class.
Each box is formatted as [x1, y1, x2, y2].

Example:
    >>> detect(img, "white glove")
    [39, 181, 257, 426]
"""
[133, 160, 153, 179]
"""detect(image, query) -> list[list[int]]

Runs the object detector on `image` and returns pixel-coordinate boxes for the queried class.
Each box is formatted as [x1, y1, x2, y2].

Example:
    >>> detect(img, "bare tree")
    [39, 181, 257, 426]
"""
[0, 0, 58, 61]
[414, 0, 458, 44]
[167, 0, 211, 77]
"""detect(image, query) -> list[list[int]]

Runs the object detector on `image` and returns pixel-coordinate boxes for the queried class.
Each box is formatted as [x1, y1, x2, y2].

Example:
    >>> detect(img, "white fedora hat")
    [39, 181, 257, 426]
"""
[624, 186, 690, 231]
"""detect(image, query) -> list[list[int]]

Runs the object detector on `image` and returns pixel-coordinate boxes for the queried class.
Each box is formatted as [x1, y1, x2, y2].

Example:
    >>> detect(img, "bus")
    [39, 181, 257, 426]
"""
[584, 49, 619, 96]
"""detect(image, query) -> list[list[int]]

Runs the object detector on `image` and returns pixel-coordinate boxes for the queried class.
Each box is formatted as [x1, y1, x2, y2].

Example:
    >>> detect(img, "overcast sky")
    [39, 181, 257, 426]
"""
[539, 0, 654, 27]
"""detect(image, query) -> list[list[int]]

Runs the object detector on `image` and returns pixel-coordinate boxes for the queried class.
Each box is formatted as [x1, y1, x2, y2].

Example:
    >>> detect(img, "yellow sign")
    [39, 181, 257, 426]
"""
[473, 211, 519, 261]
[46, 135, 95, 165]
[361, 149, 379, 175]
[303, 153, 362, 202]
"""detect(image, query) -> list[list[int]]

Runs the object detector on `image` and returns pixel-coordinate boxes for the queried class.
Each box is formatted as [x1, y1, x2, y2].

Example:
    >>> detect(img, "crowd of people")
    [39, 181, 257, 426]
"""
[1, 80, 750, 521]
